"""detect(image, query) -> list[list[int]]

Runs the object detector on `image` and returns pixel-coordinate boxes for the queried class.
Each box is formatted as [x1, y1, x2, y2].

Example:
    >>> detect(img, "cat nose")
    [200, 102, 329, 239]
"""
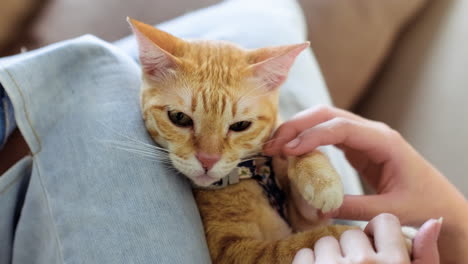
[196, 152, 221, 171]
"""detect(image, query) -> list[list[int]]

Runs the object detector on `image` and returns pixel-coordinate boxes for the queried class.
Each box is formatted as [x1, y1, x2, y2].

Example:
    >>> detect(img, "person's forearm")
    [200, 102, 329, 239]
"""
[438, 199, 468, 263]
[412, 160, 468, 263]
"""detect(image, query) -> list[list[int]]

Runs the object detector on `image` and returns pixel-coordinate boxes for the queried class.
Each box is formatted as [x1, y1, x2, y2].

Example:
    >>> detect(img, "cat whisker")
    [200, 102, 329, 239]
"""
[96, 121, 168, 152]
[97, 139, 174, 164]
[240, 82, 269, 98]
[240, 92, 270, 103]
[236, 82, 270, 106]
[110, 146, 171, 161]
[138, 157, 173, 164]
[237, 91, 269, 106]
[240, 154, 269, 162]
[101, 139, 169, 154]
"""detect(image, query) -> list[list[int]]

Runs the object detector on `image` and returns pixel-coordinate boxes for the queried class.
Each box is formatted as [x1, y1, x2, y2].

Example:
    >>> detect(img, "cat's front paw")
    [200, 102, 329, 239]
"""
[401, 226, 418, 255]
[288, 151, 344, 213]
[301, 179, 343, 213]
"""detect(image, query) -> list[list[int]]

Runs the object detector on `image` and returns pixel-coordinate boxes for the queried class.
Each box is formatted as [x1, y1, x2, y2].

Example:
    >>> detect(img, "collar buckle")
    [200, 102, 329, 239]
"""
[192, 155, 268, 190]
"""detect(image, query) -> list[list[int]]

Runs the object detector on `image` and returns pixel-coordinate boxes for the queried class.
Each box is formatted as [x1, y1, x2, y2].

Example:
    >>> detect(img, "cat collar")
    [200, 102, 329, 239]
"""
[193, 155, 287, 221]
[193, 155, 271, 190]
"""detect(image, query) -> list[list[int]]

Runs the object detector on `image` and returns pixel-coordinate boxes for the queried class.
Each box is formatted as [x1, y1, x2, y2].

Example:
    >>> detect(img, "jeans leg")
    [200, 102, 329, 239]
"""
[0, 36, 210, 264]
[0, 157, 32, 264]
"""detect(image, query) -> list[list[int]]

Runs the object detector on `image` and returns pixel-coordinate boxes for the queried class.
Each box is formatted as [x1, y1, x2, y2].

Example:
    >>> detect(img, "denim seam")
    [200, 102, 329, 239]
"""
[0, 64, 42, 154]
[0, 65, 63, 263]
[34, 159, 66, 264]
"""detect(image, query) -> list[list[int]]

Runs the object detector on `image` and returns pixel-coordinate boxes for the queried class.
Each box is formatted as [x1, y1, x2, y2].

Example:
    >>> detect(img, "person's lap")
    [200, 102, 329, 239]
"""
[0, 0, 361, 263]
[0, 36, 211, 264]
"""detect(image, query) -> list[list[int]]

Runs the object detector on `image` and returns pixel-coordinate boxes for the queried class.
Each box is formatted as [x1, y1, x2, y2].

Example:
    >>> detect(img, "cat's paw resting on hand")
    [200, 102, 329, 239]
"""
[288, 150, 344, 213]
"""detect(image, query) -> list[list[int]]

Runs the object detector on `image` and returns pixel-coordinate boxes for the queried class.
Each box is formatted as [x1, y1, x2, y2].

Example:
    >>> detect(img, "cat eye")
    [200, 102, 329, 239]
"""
[168, 111, 193, 127]
[229, 121, 252, 132]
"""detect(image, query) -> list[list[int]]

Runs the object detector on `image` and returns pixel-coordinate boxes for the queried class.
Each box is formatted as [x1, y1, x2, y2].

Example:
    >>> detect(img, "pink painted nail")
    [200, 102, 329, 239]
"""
[286, 138, 300, 149]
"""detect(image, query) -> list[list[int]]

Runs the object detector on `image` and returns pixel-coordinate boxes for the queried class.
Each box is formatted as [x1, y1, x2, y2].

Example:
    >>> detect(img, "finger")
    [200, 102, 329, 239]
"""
[263, 105, 364, 155]
[329, 194, 397, 221]
[412, 218, 442, 264]
[262, 128, 297, 156]
[281, 117, 397, 165]
[364, 213, 410, 261]
[283, 105, 366, 135]
[314, 236, 342, 263]
[292, 248, 315, 264]
[340, 229, 375, 257]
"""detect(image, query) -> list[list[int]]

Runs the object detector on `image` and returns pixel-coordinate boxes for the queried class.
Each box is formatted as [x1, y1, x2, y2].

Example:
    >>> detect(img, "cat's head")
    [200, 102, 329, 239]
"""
[129, 18, 308, 187]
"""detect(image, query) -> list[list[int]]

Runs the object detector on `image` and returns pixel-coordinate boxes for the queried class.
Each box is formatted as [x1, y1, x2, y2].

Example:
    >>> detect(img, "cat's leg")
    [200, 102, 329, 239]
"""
[287, 150, 344, 218]
[208, 224, 355, 264]
[271, 154, 340, 231]
[195, 181, 354, 264]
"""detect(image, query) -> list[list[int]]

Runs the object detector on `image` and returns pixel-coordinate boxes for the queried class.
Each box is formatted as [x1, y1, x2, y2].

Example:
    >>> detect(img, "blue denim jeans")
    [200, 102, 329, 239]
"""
[0, 83, 15, 149]
[0, 0, 362, 263]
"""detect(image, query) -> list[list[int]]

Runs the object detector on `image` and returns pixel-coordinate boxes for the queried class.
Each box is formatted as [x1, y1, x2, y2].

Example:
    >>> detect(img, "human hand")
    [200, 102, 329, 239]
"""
[292, 214, 441, 264]
[264, 105, 468, 262]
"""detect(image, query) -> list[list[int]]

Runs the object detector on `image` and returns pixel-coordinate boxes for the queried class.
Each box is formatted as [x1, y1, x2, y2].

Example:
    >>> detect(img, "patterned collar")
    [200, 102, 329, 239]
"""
[193, 156, 287, 221]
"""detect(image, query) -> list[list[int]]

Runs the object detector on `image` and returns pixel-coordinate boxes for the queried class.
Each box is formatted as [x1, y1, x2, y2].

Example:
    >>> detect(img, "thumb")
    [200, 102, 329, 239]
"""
[327, 194, 393, 221]
[412, 218, 442, 264]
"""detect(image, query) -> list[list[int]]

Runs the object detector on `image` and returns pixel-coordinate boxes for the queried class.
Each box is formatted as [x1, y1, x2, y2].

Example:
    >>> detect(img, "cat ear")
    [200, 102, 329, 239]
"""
[249, 42, 310, 91]
[127, 17, 182, 80]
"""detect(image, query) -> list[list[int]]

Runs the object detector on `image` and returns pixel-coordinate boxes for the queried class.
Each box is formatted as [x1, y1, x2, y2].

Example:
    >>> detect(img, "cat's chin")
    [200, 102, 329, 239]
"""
[192, 174, 220, 187]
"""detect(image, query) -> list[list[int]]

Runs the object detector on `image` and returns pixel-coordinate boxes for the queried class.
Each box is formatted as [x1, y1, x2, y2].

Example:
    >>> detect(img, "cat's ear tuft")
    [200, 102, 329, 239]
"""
[127, 17, 182, 81]
[249, 42, 310, 91]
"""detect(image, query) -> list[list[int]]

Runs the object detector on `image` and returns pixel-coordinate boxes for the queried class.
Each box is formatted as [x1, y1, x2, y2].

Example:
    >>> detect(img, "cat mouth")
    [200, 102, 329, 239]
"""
[193, 174, 219, 187]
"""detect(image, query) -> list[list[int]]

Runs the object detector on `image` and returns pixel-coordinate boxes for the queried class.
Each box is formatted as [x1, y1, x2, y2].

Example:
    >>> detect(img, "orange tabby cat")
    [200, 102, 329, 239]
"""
[128, 18, 356, 263]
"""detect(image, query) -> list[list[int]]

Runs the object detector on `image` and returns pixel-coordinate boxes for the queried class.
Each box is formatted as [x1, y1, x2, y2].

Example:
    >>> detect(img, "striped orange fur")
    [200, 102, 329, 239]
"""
[129, 18, 354, 263]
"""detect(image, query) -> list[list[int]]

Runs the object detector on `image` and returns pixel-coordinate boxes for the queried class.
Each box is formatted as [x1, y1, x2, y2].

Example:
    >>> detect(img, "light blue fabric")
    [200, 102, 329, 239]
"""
[0, 83, 15, 149]
[0, 36, 210, 264]
[0, 157, 32, 264]
[0, 0, 362, 263]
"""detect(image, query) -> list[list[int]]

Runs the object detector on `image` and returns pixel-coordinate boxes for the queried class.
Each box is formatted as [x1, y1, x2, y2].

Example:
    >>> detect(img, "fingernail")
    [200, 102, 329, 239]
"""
[433, 217, 443, 240]
[286, 138, 300, 149]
